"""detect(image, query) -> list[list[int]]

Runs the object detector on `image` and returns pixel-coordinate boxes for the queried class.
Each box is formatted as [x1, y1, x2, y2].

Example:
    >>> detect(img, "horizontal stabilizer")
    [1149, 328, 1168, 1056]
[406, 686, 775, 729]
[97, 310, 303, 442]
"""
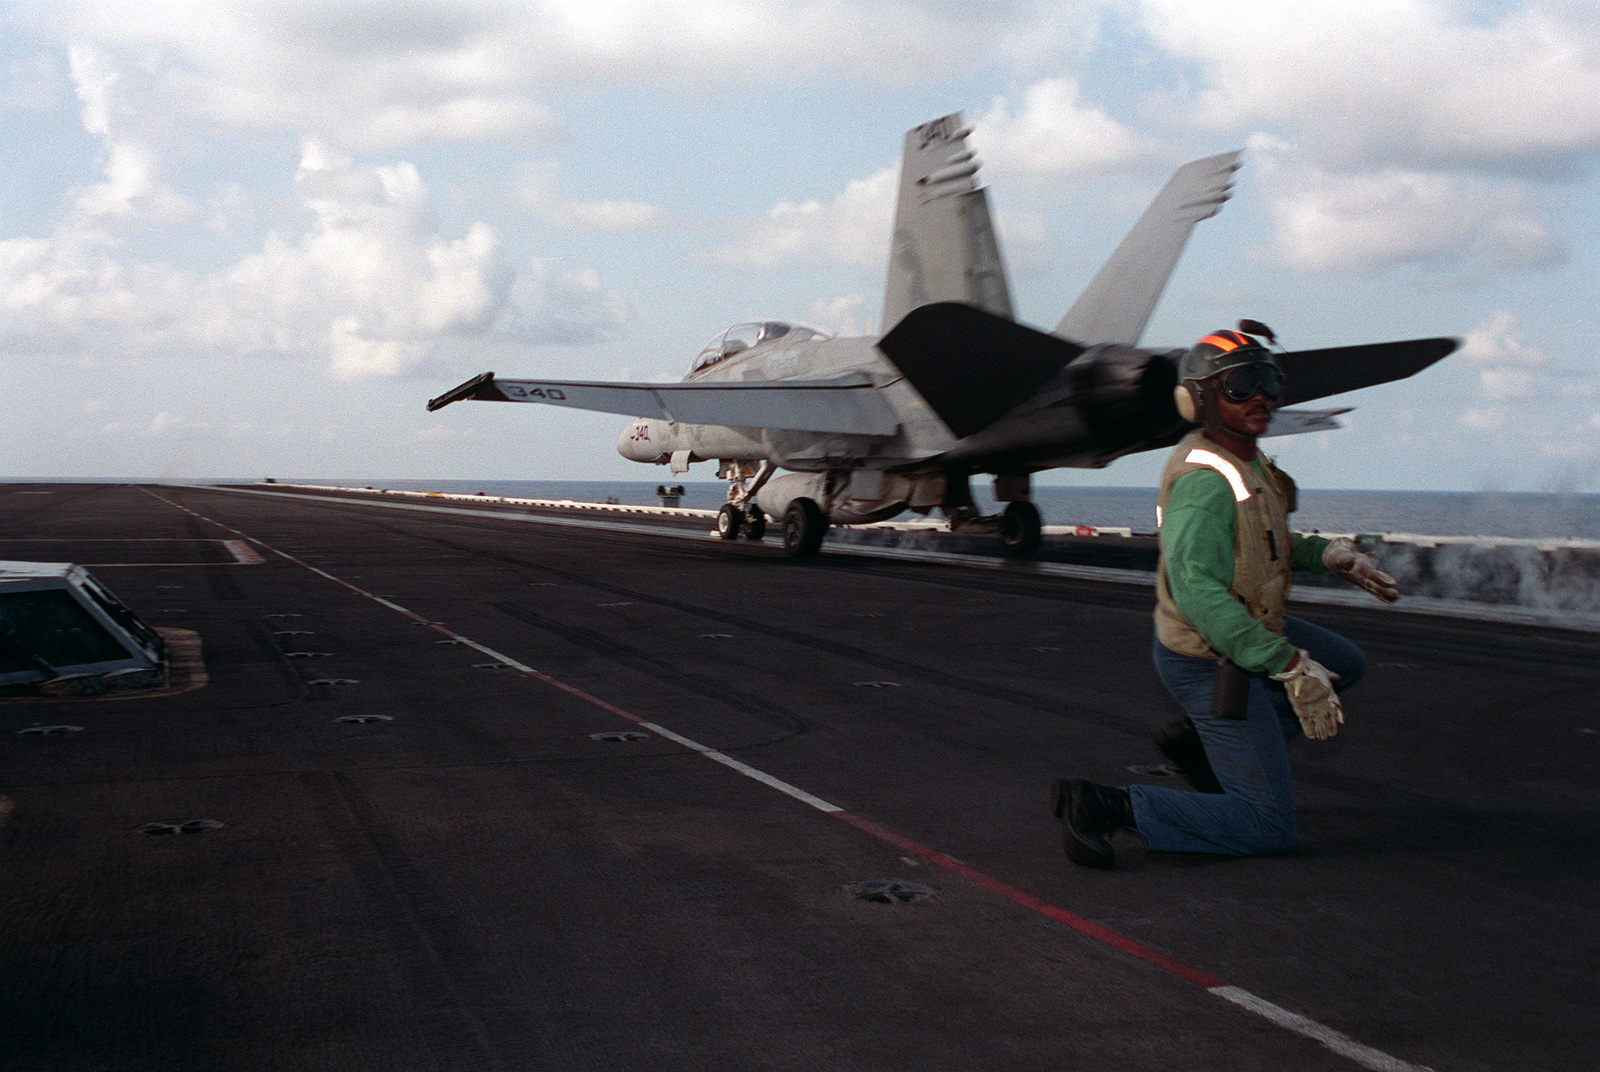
[1264, 407, 1351, 438]
[1278, 338, 1458, 406]
[427, 371, 899, 436]
[875, 302, 1083, 439]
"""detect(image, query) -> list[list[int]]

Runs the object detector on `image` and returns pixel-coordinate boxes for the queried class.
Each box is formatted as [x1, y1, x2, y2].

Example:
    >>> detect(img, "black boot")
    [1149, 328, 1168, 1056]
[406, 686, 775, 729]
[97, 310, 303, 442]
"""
[1153, 717, 1223, 794]
[1051, 779, 1136, 869]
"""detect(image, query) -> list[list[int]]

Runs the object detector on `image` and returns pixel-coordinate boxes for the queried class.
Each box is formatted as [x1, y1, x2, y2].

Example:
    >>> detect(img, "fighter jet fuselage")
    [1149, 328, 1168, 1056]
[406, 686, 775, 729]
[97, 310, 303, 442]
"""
[427, 113, 1456, 557]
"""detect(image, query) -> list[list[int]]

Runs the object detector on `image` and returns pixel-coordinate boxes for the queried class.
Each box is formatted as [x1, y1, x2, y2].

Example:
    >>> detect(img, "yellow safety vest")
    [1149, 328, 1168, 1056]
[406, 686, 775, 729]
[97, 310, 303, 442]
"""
[1153, 429, 1298, 660]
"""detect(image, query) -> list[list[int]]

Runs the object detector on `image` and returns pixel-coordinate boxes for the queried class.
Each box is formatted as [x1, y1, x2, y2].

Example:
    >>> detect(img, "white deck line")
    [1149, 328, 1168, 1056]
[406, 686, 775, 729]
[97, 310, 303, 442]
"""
[1208, 987, 1435, 1072]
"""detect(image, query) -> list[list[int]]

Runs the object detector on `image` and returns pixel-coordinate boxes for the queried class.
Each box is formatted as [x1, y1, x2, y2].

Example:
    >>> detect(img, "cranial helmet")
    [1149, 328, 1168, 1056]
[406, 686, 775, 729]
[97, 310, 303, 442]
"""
[1174, 329, 1279, 423]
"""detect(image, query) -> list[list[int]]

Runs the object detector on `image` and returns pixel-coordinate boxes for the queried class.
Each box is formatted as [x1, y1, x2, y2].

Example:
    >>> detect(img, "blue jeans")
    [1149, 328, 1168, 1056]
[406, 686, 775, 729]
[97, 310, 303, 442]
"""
[1129, 618, 1366, 856]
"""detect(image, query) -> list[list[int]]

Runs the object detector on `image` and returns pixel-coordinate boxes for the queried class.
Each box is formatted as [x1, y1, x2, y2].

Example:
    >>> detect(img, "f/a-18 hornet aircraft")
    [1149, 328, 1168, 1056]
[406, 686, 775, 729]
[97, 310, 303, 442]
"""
[428, 113, 1456, 558]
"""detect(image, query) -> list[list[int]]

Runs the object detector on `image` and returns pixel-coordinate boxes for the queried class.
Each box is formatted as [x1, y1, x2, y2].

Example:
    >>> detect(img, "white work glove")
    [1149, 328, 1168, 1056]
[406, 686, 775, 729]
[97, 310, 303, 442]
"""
[1322, 537, 1399, 603]
[1271, 650, 1344, 740]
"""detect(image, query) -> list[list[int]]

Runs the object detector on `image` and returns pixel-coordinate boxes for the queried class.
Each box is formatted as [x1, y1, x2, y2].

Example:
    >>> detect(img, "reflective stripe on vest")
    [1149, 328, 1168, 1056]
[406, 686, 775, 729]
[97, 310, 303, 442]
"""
[1183, 448, 1251, 502]
[1153, 447, 1255, 528]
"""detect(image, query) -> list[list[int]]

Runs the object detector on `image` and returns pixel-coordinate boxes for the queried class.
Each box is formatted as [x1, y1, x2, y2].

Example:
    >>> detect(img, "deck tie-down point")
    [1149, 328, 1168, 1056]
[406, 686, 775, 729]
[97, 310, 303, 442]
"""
[840, 880, 934, 905]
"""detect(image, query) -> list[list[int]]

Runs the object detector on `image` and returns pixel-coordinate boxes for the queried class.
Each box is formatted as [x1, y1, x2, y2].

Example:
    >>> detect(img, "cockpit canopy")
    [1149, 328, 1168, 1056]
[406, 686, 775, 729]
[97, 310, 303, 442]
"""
[691, 321, 828, 375]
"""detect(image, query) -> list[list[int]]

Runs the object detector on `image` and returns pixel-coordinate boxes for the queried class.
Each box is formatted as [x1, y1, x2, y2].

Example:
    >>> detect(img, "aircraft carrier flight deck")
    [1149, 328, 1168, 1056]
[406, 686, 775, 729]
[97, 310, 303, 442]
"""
[0, 482, 1595, 1072]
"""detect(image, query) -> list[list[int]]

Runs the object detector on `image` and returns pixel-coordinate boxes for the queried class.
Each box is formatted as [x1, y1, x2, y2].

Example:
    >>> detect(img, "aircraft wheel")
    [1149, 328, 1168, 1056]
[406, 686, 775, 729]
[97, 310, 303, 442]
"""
[743, 506, 767, 540]
[999, 501, 1042, 558]
[716, 503, 743, 540]
[782, 499, 826, 559]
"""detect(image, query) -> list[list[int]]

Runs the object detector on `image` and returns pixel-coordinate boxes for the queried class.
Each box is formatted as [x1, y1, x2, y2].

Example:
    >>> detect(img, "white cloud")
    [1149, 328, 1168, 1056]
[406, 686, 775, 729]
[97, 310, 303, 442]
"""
[1462, 311, 1548, 401]
[90, 411, 211, 439]
[805, 294, 871, 337]
[215, 142, 513, 379]
[1253, 141, 1566, 275]
[495, 260, 631, 346]
[697, 125, 1055, 274]
[698, 166, 896, 270]
[0, 117, 628, 378]
[345, 99, 562, 153]
[66, 44, 114, 137]
[1138, 0, 1600, 174]
[1460, 407, 1505, 431]
[205, 184, 255, 240]
[503, 0, 1009, 87]
[514, 161, 663, 232]
[65, 47, 197, 229]
[69, 140, 198, 227]
[25, 1, 1036, 151]
[33, 4, 564, 151]
[973, 78, 1148, 179]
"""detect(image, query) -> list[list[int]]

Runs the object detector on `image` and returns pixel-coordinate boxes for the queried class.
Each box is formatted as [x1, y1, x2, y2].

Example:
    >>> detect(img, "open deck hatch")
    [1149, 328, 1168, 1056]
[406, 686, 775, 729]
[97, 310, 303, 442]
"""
[0, 561, 168, 695]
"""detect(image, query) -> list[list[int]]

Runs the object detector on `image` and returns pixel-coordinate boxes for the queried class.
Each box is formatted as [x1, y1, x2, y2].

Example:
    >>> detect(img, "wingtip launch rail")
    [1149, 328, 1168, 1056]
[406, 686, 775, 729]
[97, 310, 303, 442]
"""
[427, 372, 505, 412]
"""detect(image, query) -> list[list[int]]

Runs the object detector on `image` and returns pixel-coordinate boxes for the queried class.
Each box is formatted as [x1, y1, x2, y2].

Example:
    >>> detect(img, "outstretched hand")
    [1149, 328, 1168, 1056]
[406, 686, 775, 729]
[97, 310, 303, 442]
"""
[1323, 537, 1399, 603]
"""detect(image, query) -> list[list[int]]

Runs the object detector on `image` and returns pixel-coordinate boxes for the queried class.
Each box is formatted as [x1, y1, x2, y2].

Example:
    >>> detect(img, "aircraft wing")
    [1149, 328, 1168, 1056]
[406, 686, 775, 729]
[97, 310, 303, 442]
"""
[1054, 152, 1241, 347]
[426, 371, 900, 436]
[1277, 338, 1458, 405]
[1263, 407, 1351, 437]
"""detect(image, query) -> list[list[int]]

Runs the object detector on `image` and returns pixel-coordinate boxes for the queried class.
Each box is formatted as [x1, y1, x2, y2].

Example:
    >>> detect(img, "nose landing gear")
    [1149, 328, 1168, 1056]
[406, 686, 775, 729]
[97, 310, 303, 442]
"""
[717, 460, 775, 543]
[716, 502, 767, 541]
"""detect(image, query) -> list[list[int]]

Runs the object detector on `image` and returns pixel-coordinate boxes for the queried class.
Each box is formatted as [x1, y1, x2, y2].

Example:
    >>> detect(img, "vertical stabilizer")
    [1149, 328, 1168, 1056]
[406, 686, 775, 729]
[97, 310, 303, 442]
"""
[881, 114, 1013, 333]
[1054, 151, 1241, 347]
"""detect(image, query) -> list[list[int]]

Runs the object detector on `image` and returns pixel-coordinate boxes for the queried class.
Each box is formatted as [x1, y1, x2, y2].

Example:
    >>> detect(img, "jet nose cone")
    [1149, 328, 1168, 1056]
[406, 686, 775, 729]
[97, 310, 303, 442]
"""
[618, 419, 660, 462]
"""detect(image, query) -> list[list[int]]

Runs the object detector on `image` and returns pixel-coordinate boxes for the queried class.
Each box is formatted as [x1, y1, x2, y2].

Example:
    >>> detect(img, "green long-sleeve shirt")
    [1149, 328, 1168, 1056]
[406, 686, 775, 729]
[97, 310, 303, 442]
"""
[1160, 463, 1330, 675]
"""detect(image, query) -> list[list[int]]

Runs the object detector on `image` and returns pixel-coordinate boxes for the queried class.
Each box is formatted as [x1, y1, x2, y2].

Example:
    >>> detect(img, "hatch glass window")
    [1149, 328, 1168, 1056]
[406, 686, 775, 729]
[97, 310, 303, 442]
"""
[0, 590, 131, 668]
[0, 633, 38, 675]
[79, 577, 164, 657]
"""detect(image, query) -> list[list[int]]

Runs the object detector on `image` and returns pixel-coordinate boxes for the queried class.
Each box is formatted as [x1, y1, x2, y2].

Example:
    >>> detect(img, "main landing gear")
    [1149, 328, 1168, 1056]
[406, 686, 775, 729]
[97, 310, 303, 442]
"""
[781, 498, 826, 559]
[943, 472, 1044, 559]
[999, 501, 1042, 558]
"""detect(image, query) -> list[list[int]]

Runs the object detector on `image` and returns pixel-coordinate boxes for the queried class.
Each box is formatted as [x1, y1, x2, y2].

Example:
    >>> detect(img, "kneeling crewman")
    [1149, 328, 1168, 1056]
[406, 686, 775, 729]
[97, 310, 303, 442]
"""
[1053, 328, 1399, 868]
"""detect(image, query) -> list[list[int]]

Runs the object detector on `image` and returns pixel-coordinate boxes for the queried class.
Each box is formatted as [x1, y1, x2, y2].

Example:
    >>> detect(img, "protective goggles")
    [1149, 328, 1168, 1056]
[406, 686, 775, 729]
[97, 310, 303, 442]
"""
[1215, 362, 1283, 403]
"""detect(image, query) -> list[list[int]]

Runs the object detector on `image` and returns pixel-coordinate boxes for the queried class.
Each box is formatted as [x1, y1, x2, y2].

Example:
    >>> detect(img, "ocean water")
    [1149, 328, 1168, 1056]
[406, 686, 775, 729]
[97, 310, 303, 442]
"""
[293, 479, 1600, 540]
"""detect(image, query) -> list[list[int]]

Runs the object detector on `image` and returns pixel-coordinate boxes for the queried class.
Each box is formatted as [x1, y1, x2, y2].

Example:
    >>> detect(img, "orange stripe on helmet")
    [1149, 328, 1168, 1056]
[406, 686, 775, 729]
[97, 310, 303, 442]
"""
[1197, 332, 1247, 352]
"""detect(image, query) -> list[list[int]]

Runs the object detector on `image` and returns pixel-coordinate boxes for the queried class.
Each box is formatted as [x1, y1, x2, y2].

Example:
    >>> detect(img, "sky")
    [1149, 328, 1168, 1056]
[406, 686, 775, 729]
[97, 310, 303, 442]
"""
[0, 0, 1598, 492]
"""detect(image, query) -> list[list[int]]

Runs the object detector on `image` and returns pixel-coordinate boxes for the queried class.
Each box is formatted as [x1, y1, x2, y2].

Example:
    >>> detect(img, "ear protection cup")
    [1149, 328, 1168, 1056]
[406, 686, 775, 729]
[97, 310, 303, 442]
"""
[1174, 383, 1199, 423]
